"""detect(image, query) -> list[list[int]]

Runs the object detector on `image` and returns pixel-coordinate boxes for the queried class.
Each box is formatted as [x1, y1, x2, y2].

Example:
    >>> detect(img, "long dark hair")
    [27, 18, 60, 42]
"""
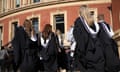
[42, 24, 52, 43]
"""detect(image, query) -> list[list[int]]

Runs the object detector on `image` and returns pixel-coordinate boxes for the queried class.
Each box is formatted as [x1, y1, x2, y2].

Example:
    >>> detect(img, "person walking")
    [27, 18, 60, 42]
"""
[12, 19, 39, 72]
[98, 14, 120, 72]
[73, 5, 105, 72]
[38, 24, 58, 72]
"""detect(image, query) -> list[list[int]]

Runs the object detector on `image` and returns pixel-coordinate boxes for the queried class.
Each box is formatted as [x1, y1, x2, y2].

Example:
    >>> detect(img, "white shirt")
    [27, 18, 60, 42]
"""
[80, 17, 100, 38]
[102, 23, 114, 37]
[40, 33, 51, 48]
[31, 35, 37, 41]
[67, 26, 76, 57]
[41, 37, 50, 48]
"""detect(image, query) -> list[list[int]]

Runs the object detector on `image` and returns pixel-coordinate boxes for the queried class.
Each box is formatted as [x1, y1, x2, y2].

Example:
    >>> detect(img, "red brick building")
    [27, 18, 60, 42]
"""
[112, 0, 120, 55]
[112, 0, 120, 31]
[0, 0, 112, 48]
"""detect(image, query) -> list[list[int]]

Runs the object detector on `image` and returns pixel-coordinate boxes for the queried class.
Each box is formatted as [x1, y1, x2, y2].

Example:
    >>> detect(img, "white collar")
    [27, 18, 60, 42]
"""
[41, 37, 50, 48]
[102, 23, 114, 37]
[80, 17, 100, 36]
[31, 35, 37, 41]
[40, 33, 51, 48]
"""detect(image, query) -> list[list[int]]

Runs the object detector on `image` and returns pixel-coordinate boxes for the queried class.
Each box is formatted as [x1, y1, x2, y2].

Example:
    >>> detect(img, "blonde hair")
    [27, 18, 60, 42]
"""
[79, 5, 94, 26]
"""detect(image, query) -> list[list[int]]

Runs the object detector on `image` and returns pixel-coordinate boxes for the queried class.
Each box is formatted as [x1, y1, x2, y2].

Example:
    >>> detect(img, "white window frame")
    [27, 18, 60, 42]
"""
[2, 0, 7, 12]
[50, 11, 67, 46]
[9, 19, 19, 41]
[0, 24, 4, 49]
[119, 12, 120, 25]
[27, 14, 41, 32]
[22, 0, 29, 6]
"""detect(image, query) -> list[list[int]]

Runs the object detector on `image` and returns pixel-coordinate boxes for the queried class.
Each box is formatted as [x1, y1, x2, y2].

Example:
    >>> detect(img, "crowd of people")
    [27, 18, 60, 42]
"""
[0, 5, 120, 72]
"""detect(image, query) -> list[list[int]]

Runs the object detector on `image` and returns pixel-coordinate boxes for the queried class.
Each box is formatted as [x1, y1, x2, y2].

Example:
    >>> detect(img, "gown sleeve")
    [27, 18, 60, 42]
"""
[73, 17, 87, 71]
[12, 27, 21, 66]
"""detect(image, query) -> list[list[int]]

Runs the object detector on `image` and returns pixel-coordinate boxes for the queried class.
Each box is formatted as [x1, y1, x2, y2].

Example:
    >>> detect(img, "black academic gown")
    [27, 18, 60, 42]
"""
[12, 26, 39, 72]
[12, 26, 21, 68]
[55, 34, 68, 70]
[38, 32, 58, 72]
[98, 22, 120, 72]
[73, 17, 105, 72]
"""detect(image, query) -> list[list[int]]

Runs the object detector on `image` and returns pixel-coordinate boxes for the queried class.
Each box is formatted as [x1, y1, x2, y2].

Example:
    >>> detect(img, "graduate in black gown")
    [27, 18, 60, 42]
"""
[66, 25, 77, 71]
[98, 14, 120, 72]
[73, 5, 105, 72]
[38, 24, 58, 72]
[12, 19, 39, 72]
[55, 29, 68, 71]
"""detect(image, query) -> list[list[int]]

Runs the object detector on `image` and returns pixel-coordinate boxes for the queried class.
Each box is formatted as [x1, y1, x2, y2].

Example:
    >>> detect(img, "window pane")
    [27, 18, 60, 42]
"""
[32, 18, 39, 33]
[55, 14, 64, 33]
[16, 0, 20, 7]
[33, 0, 40, 3]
